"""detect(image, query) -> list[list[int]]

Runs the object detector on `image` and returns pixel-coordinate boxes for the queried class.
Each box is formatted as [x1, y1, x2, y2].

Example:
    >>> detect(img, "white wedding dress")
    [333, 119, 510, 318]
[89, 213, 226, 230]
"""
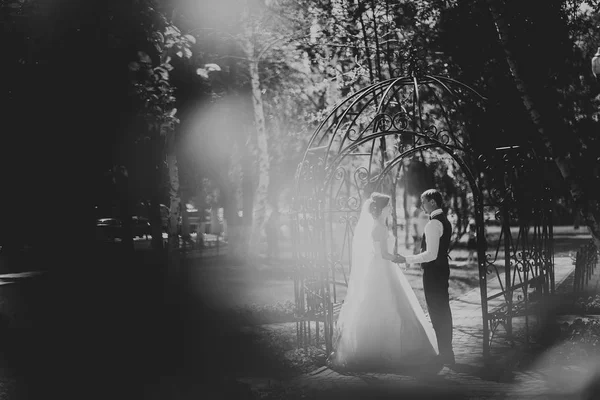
[330, 201, 438, 371]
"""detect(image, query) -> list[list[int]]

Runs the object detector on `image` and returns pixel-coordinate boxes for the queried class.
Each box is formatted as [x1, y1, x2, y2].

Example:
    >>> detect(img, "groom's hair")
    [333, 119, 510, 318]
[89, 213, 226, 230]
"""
[369, 192, 391, 218]
[421, 189, 444, 208]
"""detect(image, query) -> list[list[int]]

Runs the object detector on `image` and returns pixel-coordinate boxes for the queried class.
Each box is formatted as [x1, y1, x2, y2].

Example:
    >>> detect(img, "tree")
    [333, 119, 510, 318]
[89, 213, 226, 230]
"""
[123, 1, 197, 250]
[483, 0, 600, 241]
[174, 0, 320, 258]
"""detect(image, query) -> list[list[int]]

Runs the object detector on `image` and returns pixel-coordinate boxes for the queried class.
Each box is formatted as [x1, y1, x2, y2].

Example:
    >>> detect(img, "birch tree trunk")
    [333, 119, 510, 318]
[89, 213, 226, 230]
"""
[241, 138, 255, 257]
[485, 0, 600, 242]
[247, 57, 270, 257]
[242, 4, 271, 258]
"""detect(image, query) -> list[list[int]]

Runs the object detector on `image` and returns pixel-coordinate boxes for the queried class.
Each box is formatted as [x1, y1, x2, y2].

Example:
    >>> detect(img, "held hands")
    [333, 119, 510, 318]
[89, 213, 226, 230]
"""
[393, 254, 406, 264]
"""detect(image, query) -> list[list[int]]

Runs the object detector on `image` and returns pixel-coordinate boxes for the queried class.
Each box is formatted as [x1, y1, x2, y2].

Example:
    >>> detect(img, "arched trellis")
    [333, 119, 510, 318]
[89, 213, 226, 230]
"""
[290, 74, 554, 359]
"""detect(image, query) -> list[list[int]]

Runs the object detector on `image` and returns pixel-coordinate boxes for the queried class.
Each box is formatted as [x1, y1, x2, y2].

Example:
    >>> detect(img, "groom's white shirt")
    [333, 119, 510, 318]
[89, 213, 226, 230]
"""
[405, 208, 443, 264]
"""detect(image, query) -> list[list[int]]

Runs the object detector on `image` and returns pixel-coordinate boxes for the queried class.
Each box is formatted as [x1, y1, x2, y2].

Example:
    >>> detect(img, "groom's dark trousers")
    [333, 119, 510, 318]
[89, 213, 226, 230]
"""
[421, 213, 454, 358]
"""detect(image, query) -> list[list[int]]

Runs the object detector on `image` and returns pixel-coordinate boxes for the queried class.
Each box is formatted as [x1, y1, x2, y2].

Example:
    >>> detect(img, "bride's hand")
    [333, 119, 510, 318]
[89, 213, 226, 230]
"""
[393, 254, 406, 264]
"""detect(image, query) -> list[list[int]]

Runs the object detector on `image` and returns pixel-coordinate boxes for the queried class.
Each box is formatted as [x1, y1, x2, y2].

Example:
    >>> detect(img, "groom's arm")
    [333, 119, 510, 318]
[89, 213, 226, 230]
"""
[403, 221, 443, 264]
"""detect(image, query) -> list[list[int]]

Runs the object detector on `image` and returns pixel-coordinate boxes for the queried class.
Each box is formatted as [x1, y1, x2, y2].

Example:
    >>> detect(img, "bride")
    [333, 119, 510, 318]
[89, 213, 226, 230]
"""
[328, 192, 438, 371]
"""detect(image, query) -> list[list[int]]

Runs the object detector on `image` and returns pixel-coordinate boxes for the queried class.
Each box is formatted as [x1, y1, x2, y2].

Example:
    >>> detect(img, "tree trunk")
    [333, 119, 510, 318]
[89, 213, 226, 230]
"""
[243, 29, 270, 258]
[115, 165, 134, 252]
[166, 130, 181, 250]
[150, 131, 164, 251]
[220, 183, 235, 251]
[149, 196, 164, 250]
[241, 141, 255, 258]
[452, 194, 461, 235]
[485, 0, 600, 242]
[180, 189, 191, 248]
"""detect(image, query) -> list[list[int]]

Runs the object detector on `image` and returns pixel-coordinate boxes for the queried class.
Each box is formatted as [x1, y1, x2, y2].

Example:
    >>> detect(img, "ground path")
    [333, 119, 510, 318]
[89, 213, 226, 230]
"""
[238, 255, 600, 399]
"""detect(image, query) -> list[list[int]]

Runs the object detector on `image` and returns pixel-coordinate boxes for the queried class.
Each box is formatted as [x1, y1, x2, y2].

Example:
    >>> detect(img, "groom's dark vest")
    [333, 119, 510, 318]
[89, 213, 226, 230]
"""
[420, 212, 452, 274]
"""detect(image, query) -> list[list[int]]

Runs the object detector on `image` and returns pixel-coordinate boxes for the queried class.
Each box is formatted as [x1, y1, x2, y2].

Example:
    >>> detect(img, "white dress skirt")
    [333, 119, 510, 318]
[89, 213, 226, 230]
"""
[329, 234, 438, 371]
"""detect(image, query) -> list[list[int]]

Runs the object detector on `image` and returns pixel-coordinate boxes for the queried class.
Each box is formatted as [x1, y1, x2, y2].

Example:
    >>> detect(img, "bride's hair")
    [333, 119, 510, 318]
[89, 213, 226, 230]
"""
[368, 192, 391, 218]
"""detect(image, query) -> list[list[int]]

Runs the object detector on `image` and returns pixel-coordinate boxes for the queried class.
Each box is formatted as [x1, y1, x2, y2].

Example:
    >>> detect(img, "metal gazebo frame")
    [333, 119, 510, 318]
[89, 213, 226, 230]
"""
[290, 74, 555, 359]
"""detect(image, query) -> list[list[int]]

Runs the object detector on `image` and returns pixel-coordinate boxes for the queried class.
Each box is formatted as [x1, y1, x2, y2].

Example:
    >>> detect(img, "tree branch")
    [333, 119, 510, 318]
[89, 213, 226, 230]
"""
[215, 55, 253, 62]
[256, 30, 310, 61]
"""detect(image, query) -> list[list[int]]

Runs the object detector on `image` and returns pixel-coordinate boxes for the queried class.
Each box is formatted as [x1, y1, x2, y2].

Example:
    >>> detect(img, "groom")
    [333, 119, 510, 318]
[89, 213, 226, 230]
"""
[396, 189, 455, 366]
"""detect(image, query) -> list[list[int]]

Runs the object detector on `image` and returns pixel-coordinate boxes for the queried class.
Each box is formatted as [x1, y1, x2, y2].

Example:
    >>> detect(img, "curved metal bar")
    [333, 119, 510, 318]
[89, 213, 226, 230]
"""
[325, 129, 422, 175]
[374, 144, 481, 202]
[320, 81, 395, 168]
[300, 81, 387, 164]
[296, 75, 488, 189]
[322, 130, 464, 188]
[422, 81, 464, 148]
[376, 77, 414, 112]
[423, 74, 461, 102]
[331, 166, 347, 210]
[331, 78, 414, 159]
[428, 74, 488, 101]
[313, 82, 386, 143]
[413, 75, 422, 131]
[332, 94, 379, 149]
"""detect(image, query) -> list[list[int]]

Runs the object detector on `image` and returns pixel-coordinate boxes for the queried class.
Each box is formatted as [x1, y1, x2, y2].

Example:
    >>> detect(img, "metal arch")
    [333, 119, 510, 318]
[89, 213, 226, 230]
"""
[323, 130, 466, 186]
[376, 77, 412, 111]
[296, 75, 485, 183]
[323, 79, 411, 164]
[374, 145, 478, 196]
[304, 82, 379, 148]
[301, 79, 401, 159]
[426, 74, 488, 102]
[290, 73, 553, 360]
[324, 131, 425, 185]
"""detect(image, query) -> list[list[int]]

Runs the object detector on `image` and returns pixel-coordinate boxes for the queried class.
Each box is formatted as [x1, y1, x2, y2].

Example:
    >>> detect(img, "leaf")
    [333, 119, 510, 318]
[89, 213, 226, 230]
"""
[165, 26, 178, 37]
[128, 62, 140, 71]
[154, 66, 169, 80]
[176, 51, 183, 58]
[165, 38, 176, 49]
[152, 31, 164, 44]
[137, 51, 151, 64]
[183, 47, 192, 59]
[162, 55, 172, 65]
[184, 34, 196, 44]
[196, 68, 209, 79]
[204, 63, 221, 72]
